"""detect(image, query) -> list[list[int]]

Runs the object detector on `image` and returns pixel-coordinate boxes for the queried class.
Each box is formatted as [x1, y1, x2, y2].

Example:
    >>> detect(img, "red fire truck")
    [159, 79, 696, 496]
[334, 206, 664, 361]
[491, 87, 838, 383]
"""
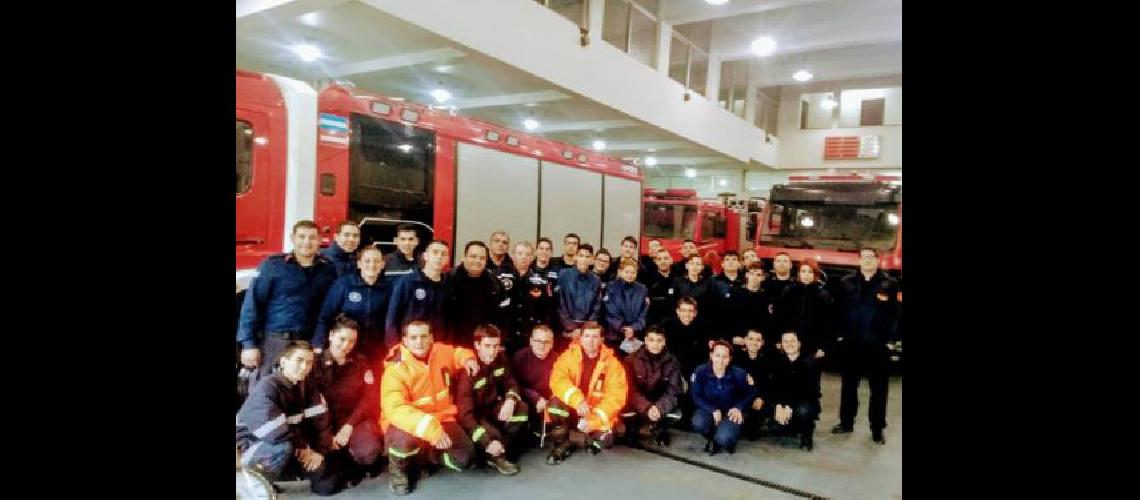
[236, 70, 643, 293]
[640, 188, 741, 265]
[753, 174, 902, 280]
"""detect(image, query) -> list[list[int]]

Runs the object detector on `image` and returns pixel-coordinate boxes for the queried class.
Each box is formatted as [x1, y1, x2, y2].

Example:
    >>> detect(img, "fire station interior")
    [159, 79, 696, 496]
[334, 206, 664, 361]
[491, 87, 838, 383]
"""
[237, 1, 901, 498]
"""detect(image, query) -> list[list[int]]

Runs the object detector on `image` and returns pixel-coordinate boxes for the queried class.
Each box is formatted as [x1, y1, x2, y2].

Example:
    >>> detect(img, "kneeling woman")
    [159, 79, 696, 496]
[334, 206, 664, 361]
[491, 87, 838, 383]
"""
[690, 341, 757, 455]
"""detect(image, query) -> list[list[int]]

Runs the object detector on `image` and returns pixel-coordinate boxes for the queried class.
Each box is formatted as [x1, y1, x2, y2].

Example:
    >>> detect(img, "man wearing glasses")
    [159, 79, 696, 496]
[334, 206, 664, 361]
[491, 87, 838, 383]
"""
[511, 325, 559, 444]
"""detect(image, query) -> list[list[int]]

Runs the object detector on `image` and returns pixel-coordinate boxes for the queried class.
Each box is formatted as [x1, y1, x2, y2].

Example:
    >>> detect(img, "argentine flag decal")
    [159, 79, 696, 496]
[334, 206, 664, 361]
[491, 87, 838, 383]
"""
[319, 113, 350, 146]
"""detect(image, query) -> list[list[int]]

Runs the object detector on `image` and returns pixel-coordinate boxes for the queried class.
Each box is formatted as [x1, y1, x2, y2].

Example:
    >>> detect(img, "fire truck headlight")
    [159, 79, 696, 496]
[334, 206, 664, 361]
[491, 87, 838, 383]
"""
[800, 216, 814, 228]
[887, 213, 899, 226]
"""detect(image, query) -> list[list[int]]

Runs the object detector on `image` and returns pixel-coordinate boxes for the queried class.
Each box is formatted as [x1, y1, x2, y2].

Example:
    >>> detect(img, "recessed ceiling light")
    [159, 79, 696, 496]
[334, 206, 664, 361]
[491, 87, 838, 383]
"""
[751, 36, 776, 57]
[685, 168, 697, 178]
[793, 70, 814, 82]
[523, 118, 539, 131]
[645, 156, 657, 166]
[592, 139, 606, 151]
[706, 0, 730, 5]
[430, 88, 452, 103]
[291, 44, 323, 62]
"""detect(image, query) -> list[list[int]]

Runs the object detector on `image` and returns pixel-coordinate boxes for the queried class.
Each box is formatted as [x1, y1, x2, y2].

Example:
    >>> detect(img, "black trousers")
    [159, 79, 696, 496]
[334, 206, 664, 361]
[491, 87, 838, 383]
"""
[769, 401, 819, 437]
[838, 342, 891, 430]
[467, 399, 531, 461]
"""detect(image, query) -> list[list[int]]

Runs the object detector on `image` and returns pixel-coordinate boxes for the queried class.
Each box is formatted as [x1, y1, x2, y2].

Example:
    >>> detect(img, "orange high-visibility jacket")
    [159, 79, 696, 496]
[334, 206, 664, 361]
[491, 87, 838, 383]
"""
[549, 343, 628, 432]
[380, 342, 475, 443]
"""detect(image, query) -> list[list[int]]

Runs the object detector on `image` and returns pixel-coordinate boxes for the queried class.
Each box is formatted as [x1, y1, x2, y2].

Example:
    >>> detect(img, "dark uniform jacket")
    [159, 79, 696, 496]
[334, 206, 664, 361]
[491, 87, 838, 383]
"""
[313, 272, 394, 351]
[732, 349, 774, 402]
[308, 350, 379, 428]
[690, 363, 756, 414]
[624, 348, 683, 416]
[319, 241, 357, 278]
[511, 347, 556, 407]
[237, 372, 334, 453]
[446, 265, 507, 347]
[769, 353, 822, 408]
[556, 268, 602, 332]
[773, 282, 835, 356]
[837, 271, 900, 346]
[603, 279, 649, 343]
[385, 268, 449, 348]
[455, 353, 523, 446]
[238, 253, 338, 349]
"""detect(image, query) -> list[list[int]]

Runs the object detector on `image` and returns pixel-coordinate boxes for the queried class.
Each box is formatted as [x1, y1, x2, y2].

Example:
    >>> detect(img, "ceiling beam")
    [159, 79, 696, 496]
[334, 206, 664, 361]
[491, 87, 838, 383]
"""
[660, 0, 834, 25]
[452, 90, 570, 109]
[601, 141, 692, 152]
[326, 48, 466, 76]
[652, 156, 732, 166]
[236, 0, 351, 32]
[539, 120, 639, 132]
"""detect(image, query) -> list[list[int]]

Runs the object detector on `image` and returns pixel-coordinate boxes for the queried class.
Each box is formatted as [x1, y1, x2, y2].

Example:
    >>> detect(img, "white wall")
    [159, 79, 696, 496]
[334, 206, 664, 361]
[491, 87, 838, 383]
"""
[777, 76, 902, 170]
[361, 0, 777, 166]
[839, 86, 902, 127]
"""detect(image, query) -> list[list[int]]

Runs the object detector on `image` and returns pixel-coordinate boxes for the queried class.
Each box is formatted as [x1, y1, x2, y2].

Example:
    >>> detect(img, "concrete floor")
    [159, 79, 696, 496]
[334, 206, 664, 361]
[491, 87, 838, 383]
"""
[275, 373, 902, 500]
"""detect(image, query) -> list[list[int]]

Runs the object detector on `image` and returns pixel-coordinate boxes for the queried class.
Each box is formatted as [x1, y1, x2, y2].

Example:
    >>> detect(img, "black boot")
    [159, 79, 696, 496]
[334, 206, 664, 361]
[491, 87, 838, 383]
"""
[388, 458, 412, 496]
[546, 426, 572, 465]
[800, 432, 814, 451]
[871, 428, 885, 444]
[831, 423, 853, 434]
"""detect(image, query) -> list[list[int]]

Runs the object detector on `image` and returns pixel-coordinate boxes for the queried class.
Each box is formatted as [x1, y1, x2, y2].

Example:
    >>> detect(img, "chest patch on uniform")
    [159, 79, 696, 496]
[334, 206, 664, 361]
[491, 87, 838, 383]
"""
[348, 291, 363, 303]
[493, 367, 505, 377]
[501, 277, 514, 290]
[876, 291, 889, 302]
[473, 377, 487, 389]
[415, 288, 427, 300]
[364, 369, 375, 385]
[668, 288, 674, 295]
[603, 294, 609, 302]
[529, 288, 542, 298]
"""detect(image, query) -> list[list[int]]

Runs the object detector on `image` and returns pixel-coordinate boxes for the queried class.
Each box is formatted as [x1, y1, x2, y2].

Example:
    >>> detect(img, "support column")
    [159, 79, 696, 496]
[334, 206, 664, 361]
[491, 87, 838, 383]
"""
[656, 20, 672, 75]
[744, 67, 758, 125]
[588, 0, 605, 44]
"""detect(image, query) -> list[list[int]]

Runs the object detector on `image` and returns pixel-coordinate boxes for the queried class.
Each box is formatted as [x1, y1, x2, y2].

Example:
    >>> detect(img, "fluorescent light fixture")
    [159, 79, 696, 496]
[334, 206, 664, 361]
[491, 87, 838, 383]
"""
[523, 118, 539, 130]
[291, 44, 323, 62]
[793, 70, 814, 82]
[299, 12, 320, 26]
[751, 36, 776, 57]
[433, 65, 453, 74]
[685, 168, 697, 178]
[430, 88, 451, 103]
[397, 144, 413, 153]
[801, 216, 815, 228]
[718, 178, 728, 187]
[592, 139, 606, 151]
[644, 156, 657, 167]
[705, 0, 730, 4]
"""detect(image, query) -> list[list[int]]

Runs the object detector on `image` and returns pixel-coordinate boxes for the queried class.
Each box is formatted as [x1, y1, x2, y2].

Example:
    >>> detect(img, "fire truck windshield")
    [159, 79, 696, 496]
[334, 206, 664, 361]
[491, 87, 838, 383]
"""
[642, 203, 698, 239]
[762, 202, 899, 252]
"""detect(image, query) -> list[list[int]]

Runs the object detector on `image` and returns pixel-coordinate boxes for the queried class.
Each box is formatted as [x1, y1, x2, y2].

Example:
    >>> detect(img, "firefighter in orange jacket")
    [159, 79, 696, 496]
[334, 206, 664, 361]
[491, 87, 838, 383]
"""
[545, 321, 628, 465]
[380, 320, 481, 496]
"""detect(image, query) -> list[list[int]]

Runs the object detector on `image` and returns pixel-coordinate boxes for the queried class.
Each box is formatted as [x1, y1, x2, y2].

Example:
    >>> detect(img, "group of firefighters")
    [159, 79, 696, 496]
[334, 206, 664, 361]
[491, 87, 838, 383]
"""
[235, 220, 902, 496]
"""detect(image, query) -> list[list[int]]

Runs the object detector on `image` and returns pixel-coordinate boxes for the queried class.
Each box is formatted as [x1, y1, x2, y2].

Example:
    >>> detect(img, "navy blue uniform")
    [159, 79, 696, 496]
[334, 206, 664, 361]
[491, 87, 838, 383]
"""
[308, 351, 382, 467]
[643, 268, 675, 327]
[237, 372, 343, 495]
[835, 271, 900, 433]
[384, 269, 449, 348]
[502, 267, 555, 353]
[313, 272, 394, 360]
[556, 267, 602, 335]
[383, 251, 419, 280]
[768, 352, 822, 443]
[622, 347, 683, 441]
[690, 363, 756, 452]
[238, 253, 338, 377]
[602, 279, 649, 346]
[485, 253, 515, 279]
[725, 286, 774, 345]
[733, 348, 775, 438]
[319, 241, 357, 278]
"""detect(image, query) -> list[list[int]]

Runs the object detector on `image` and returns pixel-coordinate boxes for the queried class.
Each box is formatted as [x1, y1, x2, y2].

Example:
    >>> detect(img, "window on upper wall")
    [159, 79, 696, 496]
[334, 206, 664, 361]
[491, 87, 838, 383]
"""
[838, 86, 902, 127]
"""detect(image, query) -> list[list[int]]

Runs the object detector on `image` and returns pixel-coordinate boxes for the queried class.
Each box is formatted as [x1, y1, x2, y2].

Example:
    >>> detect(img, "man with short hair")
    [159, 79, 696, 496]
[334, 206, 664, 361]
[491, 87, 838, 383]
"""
[638, 239, 660, 279]
[237, 341, 344, 495]
[592, 248, 616, 284]
[714, 251, 745, 292]
[511, 325, 558, 438]
[550, 233, 580, 269]
[380, 321, 481, 495]
[385, 240, 451, 349]
[726, 262, 774, 349]
[621, 326, 683, 446]
[321, 220, 361, 277]
[556, 244, 603, 347]
[455, 325, 528, 475]
[741, 249, 759, 268]
[486, 230, 515, 277]
[671, 255, 716, 315]
[644, 248, 675, 326]
[770, 331, 822, 451]
[239, 220, 339, 379]
[670, 240, 712, 279]
[831, 248, 900, 445]
[763, 252, 796, 299]
[657, 297, 711, 378]
[504, 241, 554, 354]
[385, 225, 421, 279]
[732, 329, 774, 441]
[545, 323, 628, 465]
[447, 241, 508, 348]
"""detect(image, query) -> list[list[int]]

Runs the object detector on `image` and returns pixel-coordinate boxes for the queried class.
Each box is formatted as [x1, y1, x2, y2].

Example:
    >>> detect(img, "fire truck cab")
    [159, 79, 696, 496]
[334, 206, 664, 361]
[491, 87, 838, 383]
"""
[640, 188, 740, 264]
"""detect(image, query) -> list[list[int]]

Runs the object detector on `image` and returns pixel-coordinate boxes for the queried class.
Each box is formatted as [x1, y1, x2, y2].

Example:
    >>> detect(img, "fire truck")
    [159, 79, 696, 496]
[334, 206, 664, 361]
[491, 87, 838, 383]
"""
[753, 173, 902, 281]
[640, 188, 742, 264]
[236, 70, 643, 294]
